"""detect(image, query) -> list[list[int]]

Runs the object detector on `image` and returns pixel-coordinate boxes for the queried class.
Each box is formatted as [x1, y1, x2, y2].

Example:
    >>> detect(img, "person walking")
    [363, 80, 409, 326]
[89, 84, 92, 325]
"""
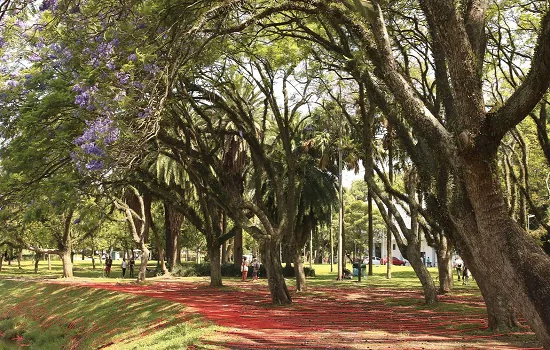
[121, 258, 127, 278]
[105, 256, 112, 277]
[241, 256, 248, 281]
[251, 257, 260, 281]
[453, 256, 463, 281]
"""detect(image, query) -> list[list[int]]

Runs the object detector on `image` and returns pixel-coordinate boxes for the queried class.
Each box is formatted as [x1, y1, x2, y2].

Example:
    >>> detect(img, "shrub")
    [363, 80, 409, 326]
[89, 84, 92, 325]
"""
[282, 265, 315, 277]
[169, 262, 268, 278]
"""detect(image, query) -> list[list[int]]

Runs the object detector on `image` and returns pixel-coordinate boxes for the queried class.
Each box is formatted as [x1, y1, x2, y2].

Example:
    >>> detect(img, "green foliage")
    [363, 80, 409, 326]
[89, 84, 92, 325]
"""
[169, 262, 265, 278]
[282, 264, 316, 277]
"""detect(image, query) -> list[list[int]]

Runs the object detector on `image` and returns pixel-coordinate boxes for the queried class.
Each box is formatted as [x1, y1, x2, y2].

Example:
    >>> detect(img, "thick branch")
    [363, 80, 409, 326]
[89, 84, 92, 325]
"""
[491, 10, 550, 141]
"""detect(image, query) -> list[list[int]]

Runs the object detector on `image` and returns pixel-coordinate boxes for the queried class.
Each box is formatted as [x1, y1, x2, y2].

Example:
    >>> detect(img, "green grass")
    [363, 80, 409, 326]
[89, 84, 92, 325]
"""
[0, 279, 217, 349]
[0, 259, 486, 348]
[0, 258, 171, 279]
[298, 263, 480, 292]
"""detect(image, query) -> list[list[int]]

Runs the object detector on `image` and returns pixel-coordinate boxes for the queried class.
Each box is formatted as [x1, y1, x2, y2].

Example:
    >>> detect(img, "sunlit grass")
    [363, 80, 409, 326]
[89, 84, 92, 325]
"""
[0, 258, 163, 279]
[0, 279, 216, 349]
[297, 263, 480, 294]
[1, 259, 480, 297]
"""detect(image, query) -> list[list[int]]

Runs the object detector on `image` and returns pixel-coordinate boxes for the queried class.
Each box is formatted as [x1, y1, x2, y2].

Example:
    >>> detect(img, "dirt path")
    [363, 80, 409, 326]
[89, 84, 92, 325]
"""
[64, 279, 541, 349]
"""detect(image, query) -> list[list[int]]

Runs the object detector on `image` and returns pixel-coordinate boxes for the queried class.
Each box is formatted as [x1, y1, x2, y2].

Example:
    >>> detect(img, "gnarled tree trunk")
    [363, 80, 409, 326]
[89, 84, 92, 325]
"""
[209, 240, 222, 287]
[164, 201, 183, 270]
[292, 245, 306, 292]
[435, 243, 453, 294]
[233, 228, 243, 268]
[457, 155, 550, 346]
[60, 250, 73, 278]
[262, 238, 291, 305]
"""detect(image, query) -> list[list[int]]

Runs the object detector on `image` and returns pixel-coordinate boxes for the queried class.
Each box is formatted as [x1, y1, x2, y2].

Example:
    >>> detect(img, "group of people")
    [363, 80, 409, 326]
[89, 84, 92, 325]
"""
[241, 256, 260, 281]
[104, 255, 135, 278]
[453, 256, 471, 285]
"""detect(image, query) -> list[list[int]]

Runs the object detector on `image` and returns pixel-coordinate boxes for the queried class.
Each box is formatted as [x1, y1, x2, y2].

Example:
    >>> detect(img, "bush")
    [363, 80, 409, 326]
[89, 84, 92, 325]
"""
[221, 263, 241, 277]
[169, 262, 269, 278]
[282, 265, 315, 277]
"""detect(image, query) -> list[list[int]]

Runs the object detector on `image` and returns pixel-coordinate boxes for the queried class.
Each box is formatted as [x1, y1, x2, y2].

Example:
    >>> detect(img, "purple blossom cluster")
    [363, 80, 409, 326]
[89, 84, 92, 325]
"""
[144, 63, 160, 75]
[39, 0, 58, 11]
[116, 71, 130, 85]
[73, 117, 119, 171]
[137, 106, 152, 118]
[5, 79, 19, 88]
[86, 38, 119, 69]
[72, 83, 98, 110]
[75, 117, 119, 147]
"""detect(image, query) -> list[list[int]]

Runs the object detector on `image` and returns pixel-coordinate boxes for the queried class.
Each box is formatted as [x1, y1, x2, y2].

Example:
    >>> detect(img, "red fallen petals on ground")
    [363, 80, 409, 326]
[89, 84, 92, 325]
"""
[61, 280, 541, 349]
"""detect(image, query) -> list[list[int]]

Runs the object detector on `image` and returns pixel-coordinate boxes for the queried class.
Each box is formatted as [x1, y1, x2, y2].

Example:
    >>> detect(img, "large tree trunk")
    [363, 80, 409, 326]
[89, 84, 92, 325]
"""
[17, 249, 22, 269]
[457, 155, 550, 347]
[450, 200, 521, 332]
[406, 168, 438, 305]
[479, 278, 520, 330]
[233, 228, 243, 269]
[164, 201, 183, 270]
[156, 236, 168, 275]
[406, 247, 438, 305]
[292, 245, 306, 292]
[436, 239, 453, 294]
[262, 238, 291, 305]
[150, 213, 169, 276]
[60, 250, 73, 278]
[120, 188, 153, 283]
[91, 242, 96, 270]
[138, 245, 149, 282]
[209, 241, 222, 287]
[34, 253, 40, 273]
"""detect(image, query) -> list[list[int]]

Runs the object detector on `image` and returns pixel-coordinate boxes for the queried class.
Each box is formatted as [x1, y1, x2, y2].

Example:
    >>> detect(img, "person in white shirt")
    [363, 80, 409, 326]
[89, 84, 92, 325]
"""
[453, 256, 463, 281]
[121, 258, 127, 278]
[241, 257, 248, 281]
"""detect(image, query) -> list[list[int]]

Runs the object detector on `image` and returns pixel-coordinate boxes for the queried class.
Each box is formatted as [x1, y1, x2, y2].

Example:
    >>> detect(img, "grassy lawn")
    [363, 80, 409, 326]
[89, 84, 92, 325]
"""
[3, 258, 528, 349]
[2, 258, 479, 293]
[0, 279, 217, 349]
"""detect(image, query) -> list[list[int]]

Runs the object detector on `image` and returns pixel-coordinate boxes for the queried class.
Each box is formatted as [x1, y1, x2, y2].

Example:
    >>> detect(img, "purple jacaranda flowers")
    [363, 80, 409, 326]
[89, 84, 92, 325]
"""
[39, 0, 57, 11]
[73, 117, 119, 171]
[81, 142, 105, 156]
[72, 83, 98, 109]
[116, 71, 130, 85]
[29, 53, 42, 62]
[6, 80, 19, 88]
[85, 159, 104, 171]
[144, 63, 160, 75]
[75, 116, 119, 147]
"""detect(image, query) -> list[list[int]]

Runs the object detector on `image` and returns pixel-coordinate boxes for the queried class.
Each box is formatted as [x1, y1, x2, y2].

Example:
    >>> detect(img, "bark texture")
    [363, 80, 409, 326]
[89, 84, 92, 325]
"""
[164, 201, 183, 270]
[209, 242, 223, 287]
[457, 155, 550, 346]
[262, 238, 292, 305]
[292, 247, 306, 292]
